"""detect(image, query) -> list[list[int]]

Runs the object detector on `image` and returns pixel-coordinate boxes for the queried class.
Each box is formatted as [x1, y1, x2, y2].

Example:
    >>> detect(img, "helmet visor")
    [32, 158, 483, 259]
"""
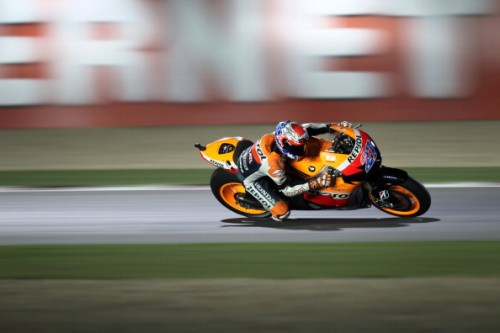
[284, 140, 306, 157]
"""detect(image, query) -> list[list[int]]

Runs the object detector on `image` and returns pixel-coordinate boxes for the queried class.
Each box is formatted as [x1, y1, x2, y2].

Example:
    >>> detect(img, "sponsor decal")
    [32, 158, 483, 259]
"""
[248, 148, 254, 164]
[255, 141, 266, 161]
[238, 150, 247, 170]
[379, 190, 390, 200]
[208, 158, 225, 168]
[240, 159, 248, 171]
[273, 170, 285, 178]
[327, 192, 352, 199]
[247, 182, 275, 209]
[347, 134, 363, 164]
[238, 148, 255, 174]
[315, 189, 353, 199]
[218, 143, 235, 154]
[325, 154, 336, 162]
[255, 183, 275, 202]
[360, 140, 378, 172]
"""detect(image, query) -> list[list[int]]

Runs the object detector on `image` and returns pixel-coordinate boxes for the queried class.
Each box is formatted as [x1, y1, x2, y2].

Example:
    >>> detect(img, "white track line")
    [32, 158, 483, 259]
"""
[425, 182, 500, 188]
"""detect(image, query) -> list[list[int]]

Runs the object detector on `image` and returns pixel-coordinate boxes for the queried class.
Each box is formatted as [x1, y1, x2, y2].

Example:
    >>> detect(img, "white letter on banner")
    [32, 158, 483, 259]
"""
[386, 0, 493, 98]
[0, 0, 47, 105]
[163, 0, 268, 102]
[49, 0, 152, 104]
[283, 0, 394, 99]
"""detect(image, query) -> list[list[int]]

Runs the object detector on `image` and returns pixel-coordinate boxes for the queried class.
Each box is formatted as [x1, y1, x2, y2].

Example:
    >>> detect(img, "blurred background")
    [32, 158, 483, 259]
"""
[2, 4, 500, 331]
[0, 0, 499, 128]
[1, 0, 500, 172]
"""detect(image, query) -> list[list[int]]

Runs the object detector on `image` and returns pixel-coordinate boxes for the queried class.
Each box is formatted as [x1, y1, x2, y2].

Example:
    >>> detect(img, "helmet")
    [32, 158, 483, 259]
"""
[274, 121, 309, 161]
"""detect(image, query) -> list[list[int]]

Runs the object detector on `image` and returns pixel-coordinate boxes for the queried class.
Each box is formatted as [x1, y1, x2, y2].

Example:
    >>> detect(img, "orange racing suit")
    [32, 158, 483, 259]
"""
[236, 123, 331, 220]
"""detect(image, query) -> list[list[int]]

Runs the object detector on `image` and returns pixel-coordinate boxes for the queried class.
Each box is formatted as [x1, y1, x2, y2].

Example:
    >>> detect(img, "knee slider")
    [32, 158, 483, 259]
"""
[270, 201, 290, 221]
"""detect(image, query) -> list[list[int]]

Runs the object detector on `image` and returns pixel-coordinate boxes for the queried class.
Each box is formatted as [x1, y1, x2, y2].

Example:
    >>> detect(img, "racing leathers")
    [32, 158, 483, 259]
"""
[236, 123, 333, 221]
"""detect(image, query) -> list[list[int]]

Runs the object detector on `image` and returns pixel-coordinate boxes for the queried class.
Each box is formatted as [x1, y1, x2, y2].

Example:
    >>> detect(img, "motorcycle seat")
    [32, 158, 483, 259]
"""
[232, 140, 254, 162]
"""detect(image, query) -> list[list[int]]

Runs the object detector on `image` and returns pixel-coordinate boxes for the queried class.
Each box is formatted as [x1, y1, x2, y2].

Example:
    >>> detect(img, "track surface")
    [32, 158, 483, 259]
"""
[0, 186, 499, 245]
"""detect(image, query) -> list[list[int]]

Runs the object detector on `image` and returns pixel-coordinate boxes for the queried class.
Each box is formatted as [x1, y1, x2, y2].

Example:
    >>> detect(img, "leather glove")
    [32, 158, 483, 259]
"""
[338, 121, 353, 128]
[308, 173, 333, 190]
[329, 121, 353, 133]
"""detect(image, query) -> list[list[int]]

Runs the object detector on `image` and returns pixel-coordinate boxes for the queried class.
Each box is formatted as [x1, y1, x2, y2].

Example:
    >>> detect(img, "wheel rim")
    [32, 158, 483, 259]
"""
[219, 183, 267, 214]
[378, 185, 421, 216]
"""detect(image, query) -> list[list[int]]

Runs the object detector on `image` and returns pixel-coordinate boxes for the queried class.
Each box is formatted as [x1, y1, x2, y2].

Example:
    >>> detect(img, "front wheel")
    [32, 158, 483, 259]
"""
[210, 168, 271, 218]
[371, 177, 431, 217]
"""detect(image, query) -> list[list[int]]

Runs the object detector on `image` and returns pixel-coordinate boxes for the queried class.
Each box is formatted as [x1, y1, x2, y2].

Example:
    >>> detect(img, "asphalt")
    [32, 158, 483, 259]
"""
[1, 121, 499, 171]
[1, 186, 500, 245]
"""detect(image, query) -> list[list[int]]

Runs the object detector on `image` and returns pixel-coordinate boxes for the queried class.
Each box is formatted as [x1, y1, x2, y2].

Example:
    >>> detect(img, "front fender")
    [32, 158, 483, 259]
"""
[370, 166, 409, 186]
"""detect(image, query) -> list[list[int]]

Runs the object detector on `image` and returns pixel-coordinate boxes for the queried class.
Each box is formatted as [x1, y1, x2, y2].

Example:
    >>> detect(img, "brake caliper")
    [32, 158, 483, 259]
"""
[372, 189, 393, 208]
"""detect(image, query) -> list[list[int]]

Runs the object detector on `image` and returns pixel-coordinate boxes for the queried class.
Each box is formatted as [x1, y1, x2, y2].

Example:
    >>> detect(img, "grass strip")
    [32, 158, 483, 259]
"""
[0, 167, 499, 187]
[0, 168, 213, 186]
[2, 241, 500, 279]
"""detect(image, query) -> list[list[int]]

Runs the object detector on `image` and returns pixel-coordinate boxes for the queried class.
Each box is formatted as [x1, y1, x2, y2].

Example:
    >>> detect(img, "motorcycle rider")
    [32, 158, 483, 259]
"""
[237, 120, 352, 221]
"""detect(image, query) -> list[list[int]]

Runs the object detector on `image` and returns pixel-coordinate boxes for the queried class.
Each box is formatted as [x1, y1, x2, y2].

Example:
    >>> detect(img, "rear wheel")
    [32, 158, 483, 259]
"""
[371, 177, 431, 217]
[210, 168, 270, 218]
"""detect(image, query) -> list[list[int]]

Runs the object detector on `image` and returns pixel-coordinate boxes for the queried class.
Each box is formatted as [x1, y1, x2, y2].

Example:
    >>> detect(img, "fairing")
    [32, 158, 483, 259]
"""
[198, 137, 246, 173]
[198, 125, 382, 208]
[287, 126, 381, 208]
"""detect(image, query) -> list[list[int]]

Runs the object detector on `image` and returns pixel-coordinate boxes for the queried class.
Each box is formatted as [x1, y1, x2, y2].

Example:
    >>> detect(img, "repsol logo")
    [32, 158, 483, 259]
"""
[255, 142, 266, 160]
[347, 135, 363, 163]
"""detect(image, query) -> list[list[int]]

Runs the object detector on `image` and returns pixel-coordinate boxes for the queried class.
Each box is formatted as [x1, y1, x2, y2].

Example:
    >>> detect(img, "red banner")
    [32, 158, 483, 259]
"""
[1, 0, 499, 128]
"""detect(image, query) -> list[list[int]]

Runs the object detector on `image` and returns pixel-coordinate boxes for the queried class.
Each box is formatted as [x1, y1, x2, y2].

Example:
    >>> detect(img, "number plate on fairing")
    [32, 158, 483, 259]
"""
[361, 140, 377, 173]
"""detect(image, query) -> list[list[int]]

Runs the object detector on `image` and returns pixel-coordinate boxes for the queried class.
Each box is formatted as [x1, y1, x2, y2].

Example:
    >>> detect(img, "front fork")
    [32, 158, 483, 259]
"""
[365, 166, 409, 208]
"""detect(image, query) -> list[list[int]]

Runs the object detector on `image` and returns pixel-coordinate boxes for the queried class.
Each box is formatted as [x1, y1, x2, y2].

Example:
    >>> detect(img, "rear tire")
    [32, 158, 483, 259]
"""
[371, 177, 431, 217]
[210, 168, 271, 218]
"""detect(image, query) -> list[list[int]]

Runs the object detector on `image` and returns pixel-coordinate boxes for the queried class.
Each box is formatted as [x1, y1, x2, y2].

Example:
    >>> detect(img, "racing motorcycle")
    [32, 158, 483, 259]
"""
[195, 123, 431, 219]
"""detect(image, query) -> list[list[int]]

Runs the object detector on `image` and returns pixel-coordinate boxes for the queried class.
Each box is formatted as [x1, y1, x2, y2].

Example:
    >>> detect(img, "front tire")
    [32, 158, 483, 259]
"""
[210, 168, 271, 218]
[371, 177, 431, 217]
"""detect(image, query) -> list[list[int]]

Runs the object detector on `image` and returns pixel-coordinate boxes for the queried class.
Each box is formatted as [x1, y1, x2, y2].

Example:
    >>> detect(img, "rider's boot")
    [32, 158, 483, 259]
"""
[270, 201, 290, 221]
